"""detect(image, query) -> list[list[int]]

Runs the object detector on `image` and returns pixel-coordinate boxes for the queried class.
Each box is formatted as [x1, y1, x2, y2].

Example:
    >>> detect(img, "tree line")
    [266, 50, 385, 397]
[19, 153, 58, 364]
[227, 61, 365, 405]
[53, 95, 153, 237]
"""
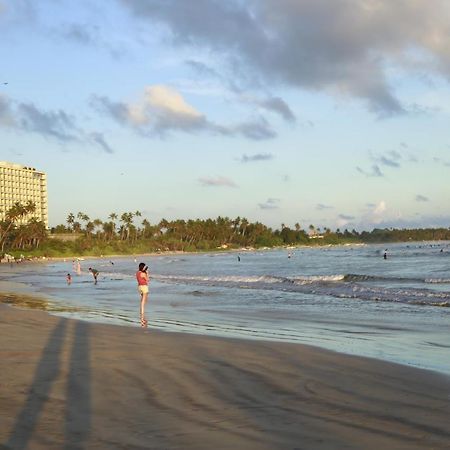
[0, 201, 47, 253]
[1, 201, 450, 257]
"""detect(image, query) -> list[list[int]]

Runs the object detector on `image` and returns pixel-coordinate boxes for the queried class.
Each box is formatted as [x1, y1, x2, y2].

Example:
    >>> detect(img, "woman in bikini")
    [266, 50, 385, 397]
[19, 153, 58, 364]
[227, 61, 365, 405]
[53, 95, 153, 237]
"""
[136, 262, 149, 327]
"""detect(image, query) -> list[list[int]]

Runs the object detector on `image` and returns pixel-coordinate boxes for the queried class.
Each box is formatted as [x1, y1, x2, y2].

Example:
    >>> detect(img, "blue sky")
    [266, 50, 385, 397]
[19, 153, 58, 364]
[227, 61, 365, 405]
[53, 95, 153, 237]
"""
[1, 0, 449, 230]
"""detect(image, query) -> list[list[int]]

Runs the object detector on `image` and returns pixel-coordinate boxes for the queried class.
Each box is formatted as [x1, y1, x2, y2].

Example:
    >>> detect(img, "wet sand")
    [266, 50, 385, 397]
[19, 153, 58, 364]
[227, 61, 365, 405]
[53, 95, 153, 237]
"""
[1, 304, 449, 450]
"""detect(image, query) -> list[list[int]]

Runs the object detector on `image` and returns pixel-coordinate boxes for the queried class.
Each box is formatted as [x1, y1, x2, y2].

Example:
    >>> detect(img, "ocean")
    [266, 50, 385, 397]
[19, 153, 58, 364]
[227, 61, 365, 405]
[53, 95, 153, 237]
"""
[1, 242, 449, 375]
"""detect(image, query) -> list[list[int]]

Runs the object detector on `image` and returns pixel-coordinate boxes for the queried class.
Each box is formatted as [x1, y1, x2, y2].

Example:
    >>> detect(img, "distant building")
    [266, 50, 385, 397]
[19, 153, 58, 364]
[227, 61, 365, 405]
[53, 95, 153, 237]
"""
[0, 161, 48, 228]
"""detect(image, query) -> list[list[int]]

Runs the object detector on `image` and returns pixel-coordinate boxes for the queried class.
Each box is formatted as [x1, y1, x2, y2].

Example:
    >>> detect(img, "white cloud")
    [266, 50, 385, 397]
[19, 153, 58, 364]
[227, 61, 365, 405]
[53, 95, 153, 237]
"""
[145, 85, 202, 119]
[126, 85, 205, 130]
[91, 86, 277, 140]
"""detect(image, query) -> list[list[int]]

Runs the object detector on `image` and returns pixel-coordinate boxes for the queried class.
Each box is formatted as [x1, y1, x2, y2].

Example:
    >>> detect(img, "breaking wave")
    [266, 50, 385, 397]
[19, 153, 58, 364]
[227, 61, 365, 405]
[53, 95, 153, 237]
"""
[151, 273, 450, 307]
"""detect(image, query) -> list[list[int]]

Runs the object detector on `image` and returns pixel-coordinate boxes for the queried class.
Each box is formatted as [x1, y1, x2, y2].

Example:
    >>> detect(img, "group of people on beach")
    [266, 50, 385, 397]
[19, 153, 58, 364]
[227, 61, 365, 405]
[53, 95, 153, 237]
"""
[66, 261, 150, 328]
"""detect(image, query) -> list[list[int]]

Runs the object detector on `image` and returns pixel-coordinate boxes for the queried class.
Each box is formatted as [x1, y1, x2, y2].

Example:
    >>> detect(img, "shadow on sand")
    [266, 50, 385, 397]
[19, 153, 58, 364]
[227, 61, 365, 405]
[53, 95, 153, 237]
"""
[5, 319, 91, 450]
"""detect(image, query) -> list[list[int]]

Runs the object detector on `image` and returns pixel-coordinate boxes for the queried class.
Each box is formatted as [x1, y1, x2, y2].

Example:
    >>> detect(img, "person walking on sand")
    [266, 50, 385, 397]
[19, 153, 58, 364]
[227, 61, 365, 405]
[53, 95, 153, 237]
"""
[136, 262, 149, 327]
[88, 267, 99, 284]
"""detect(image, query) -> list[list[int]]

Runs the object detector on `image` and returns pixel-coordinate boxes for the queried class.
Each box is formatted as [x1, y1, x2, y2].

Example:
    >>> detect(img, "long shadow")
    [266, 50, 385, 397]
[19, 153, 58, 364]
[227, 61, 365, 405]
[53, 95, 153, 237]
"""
[5, 319, 68, 450]
[64, 320, 91, 450]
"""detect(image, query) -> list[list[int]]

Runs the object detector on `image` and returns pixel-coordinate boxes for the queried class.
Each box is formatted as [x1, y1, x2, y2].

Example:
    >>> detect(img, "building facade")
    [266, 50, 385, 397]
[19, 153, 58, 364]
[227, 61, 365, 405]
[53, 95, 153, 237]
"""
[0, 161, 48, 228]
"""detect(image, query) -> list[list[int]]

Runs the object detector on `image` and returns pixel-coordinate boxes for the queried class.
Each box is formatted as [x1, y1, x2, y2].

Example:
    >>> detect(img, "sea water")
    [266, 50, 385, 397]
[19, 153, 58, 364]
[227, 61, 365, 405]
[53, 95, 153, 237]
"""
[1, 242, 449, 375]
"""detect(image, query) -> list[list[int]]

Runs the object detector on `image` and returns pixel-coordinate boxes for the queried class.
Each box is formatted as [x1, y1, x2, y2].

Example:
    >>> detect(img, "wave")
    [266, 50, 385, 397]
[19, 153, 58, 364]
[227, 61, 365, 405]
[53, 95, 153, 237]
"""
[73, 269, 450, 307]
[89, 269, 450, 287]
[152, 273, 450, 308]
[153, 272, 450, 285]
[344, 273, 450, 284]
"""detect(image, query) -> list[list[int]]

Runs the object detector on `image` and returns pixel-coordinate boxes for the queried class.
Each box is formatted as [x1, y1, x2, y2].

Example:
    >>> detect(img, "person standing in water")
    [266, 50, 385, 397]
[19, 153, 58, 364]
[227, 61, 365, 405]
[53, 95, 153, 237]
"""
[136, 262, 149, 327]
[88, 267, 99, 284]
[66, 273, 72, 285]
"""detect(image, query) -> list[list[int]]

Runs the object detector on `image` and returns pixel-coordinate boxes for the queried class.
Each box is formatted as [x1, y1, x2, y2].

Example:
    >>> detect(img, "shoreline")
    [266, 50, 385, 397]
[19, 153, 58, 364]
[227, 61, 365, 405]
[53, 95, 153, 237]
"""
[1, 262, 449, 378]
[2, 287, 449, 377]
[2, 242, 371, 263]
[1, 303, 449, 449]
[7, 237, 449, 264]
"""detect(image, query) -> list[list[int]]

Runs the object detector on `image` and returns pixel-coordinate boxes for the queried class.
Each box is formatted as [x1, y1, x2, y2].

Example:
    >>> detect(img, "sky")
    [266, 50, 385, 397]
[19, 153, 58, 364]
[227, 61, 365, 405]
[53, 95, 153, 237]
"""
[1, 0, 450, 231]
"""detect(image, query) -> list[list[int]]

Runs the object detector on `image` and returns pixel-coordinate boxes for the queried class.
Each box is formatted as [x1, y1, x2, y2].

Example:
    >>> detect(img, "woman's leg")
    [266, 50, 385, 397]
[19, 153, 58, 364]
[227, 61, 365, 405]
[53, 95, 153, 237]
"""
[140, 292, 148, 326]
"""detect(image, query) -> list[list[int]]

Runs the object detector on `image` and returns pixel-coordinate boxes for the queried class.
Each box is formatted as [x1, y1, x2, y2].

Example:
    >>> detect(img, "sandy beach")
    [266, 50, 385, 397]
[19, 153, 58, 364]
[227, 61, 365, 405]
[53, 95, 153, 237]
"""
[1, 304, 449, 450]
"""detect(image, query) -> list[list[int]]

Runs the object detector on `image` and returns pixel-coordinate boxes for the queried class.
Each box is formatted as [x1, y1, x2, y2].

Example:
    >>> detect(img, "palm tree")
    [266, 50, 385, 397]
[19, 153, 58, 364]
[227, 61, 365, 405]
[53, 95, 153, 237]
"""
[92, 219, 103, 237]
[108, 213, 118, 240]
[120, 212, 134, 240]
[240, 218, 249, 237]
[134, 211, 142, 238]
[13, 218, 47, 249]
[158, 218, 169, 235]
[102, 222, 114, 241]
[66, 212, 75, 232]
[141, 219, 155, 239]
[109, 212, 117, 227]
[85, 221, 95, 236]
[77, 212, 90, 234]
[0, 201, 36, 252]
[72, 221, 82, 233]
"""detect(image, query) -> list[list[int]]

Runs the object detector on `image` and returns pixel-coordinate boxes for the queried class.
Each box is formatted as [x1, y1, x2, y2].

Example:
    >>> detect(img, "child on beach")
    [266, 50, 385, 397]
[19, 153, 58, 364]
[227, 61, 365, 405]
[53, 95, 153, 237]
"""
[136, 262, 149, 327]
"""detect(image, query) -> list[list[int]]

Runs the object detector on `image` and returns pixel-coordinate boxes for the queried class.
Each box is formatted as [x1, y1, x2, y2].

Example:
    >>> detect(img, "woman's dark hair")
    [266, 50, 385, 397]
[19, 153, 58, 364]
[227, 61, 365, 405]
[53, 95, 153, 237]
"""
[138, 262, 146, 271]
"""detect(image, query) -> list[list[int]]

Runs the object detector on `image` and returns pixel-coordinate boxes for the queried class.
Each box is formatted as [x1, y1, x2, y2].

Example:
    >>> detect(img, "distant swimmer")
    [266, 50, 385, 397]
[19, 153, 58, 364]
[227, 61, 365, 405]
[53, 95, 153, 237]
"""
[89, 267, 99, 284]
[237, 255, 241, 262]
[109, 260, 115, 265]
[383, 250, 387, 260]
[136, 262, 149, 327]
[66, 273, 72, 285]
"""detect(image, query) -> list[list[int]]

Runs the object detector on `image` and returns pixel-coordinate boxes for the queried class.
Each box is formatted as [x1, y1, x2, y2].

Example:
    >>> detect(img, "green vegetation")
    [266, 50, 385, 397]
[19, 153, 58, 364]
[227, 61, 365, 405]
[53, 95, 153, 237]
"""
[0, 201, 47, 253]
[1, 202, 450, 258]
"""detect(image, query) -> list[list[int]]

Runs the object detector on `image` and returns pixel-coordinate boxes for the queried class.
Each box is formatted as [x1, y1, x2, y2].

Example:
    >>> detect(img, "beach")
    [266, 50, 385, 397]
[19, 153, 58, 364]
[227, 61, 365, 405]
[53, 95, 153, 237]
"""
[1, 303, 449, 450]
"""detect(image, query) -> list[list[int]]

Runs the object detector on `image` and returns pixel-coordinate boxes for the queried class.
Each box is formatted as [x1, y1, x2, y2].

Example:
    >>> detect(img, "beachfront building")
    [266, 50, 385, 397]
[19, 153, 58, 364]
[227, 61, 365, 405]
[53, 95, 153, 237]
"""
[0, 161, 48, 228]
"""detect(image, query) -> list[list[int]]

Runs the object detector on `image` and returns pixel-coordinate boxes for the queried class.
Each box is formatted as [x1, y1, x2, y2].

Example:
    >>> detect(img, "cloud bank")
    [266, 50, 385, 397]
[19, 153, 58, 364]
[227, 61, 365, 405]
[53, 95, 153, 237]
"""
[0, 94, 113, 153]
[119, 0, 450, 115]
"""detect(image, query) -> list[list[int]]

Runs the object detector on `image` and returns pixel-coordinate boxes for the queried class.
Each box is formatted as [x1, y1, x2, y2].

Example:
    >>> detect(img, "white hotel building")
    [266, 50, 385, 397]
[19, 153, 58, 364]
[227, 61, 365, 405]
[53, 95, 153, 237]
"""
[0, 161, 48, 228]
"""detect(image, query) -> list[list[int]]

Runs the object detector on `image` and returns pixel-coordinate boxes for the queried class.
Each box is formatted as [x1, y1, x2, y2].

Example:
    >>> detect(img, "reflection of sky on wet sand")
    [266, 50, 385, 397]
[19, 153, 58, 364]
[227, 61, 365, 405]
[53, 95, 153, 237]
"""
[1, 293, 86, 314]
